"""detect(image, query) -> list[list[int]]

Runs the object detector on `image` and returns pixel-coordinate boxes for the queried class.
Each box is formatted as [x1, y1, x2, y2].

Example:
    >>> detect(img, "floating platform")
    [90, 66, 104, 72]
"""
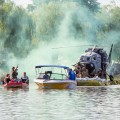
[76, 77, 120, 86]
[77, 80, 120, 86]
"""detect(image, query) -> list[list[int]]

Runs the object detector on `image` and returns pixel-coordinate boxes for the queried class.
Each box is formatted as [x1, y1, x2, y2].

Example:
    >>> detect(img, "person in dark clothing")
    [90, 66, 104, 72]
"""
[4, 74, 11, 84]
[43, 71, 50, 80]
[11, 66, 18, 79]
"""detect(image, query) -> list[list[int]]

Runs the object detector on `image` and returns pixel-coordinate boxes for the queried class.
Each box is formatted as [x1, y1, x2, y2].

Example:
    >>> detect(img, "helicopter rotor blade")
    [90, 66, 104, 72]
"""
[52, 45, 95, 49]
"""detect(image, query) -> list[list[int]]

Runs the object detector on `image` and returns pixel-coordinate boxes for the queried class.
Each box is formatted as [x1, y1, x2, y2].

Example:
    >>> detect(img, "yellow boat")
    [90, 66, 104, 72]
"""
[34, 65, 77, 89]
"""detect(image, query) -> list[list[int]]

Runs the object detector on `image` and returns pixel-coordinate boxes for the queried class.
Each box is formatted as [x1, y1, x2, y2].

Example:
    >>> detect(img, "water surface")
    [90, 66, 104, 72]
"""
[0, 84, 120, 120]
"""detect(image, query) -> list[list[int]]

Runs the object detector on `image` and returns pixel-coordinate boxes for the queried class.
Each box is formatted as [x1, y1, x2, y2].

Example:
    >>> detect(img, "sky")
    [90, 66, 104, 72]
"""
[12, 0, 33, 8]
[12, 0, 120, 8]
[98, 0, 120, 5]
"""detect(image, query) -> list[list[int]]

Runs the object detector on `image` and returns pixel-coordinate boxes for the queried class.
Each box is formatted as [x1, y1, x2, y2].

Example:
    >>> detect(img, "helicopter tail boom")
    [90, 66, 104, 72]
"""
[108, 44, 113, 63]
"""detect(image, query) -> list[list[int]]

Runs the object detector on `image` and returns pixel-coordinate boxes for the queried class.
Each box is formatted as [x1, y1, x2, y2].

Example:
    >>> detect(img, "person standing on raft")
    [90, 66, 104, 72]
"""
[11, 66, 18, 80]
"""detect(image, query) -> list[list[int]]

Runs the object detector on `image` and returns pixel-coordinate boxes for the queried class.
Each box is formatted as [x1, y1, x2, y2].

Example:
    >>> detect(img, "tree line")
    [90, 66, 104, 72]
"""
[0, 0, 120, 70]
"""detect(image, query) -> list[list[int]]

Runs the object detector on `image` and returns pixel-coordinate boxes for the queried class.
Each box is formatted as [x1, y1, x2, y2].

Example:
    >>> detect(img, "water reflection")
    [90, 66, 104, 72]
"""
[0, 84, 120, 120]
[3, 87, 29, 92]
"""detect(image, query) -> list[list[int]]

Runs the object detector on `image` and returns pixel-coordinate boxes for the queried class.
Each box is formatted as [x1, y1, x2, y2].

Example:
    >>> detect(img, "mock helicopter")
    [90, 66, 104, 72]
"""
[52, 44, 113, 79]
[75, 44, 113, 79]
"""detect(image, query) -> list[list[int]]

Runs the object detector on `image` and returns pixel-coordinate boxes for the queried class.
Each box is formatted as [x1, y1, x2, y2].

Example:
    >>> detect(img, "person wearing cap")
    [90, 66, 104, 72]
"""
[21, 72, 29, 84]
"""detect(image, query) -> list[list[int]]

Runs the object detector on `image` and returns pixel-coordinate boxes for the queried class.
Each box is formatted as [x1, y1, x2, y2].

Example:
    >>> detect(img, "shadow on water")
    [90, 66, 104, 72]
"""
[35, 85, 120, 96]
[3, 87, 29, 92]
[0, 83, 120, 120]
[76, 86, 108, 93]
[0, 84, 29, 92]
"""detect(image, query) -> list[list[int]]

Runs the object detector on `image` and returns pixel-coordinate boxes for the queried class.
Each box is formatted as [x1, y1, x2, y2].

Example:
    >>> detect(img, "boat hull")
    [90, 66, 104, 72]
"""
[3, 82, 28, 88]
[34, 79, 76, 89]
[76, 77, 107, 86]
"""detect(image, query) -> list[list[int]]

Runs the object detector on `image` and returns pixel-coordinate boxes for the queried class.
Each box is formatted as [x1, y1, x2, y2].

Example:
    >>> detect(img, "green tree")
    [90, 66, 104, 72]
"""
[96, 4, 120, 62]
[4, 6, 34, 58]
[32, 0, 100, 12]
[80, 0, 100, 12]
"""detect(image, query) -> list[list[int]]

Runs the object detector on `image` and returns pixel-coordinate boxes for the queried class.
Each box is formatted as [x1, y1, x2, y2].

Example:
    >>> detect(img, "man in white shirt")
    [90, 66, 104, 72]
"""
[21, 72, 29, 84]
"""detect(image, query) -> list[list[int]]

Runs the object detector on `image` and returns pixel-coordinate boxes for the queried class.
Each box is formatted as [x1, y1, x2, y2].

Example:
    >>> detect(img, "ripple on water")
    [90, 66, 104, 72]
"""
[0, 84, 120, 120]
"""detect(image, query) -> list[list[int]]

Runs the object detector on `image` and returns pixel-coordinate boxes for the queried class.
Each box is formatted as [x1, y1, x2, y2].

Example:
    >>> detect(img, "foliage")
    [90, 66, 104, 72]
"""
[96, 4, 120, 61]
[32, 0, 100, 12]
[31, 2, 63, 42]
[80, 0, 100, 12]
[0, 0, 120, 62]
[0, 1, 34, 58]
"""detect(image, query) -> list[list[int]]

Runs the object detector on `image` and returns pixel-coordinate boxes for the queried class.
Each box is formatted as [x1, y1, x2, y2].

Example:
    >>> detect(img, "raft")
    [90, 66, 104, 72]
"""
[3, 81, 28, 88]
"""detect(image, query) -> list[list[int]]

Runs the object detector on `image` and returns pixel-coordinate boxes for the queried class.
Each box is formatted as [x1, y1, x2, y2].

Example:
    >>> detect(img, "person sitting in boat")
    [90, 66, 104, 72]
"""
[81, 67, 89, 78]
[74, 65, 81, 75]
[11, 66, 18, 79]
[21, 72, 29, 84]
[76, 68, 82, 78]
[4, 74, 11, 84]
[67, 68, 76, 80]
[43, 71, 50, 80]
[90, 68, 96, 77]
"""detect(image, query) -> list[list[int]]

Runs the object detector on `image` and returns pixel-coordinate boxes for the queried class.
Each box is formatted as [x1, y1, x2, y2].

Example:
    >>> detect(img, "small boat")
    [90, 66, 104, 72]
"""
[34, 65, 77, 89]
[3, 79, 28, 88]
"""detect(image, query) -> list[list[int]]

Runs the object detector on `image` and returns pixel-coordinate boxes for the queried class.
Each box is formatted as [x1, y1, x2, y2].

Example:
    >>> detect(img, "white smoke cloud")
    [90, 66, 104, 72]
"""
[2, 1, 120, 80]
[5, 2, 95, 79]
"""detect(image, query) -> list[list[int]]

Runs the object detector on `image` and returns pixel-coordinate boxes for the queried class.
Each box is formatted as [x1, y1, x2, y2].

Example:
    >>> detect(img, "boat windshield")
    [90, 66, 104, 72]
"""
[37, 73, 67, 80]
[35, 66, 68, 80]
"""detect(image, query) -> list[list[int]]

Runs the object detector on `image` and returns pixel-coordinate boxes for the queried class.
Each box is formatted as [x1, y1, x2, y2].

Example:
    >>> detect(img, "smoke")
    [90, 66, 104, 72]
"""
[0, 0, 120, 79]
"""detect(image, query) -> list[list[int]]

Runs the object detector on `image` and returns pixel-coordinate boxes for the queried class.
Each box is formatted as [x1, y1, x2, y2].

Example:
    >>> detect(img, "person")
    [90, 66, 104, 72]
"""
[73, 64, 81, 75]
[21, 72, 29, 84]
[11, 66, 18, 79]
[76, 68, 82, 78]
[4, 74, 11, 84]
[96, 68, 104, 78]
[81, 67, 89, 78]
[67, 68, 76, 80]
[43, 71, 50, 80]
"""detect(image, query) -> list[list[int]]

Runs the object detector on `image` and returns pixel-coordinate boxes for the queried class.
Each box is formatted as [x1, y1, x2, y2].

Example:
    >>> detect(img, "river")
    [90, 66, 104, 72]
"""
[0, 84, 120, 120]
